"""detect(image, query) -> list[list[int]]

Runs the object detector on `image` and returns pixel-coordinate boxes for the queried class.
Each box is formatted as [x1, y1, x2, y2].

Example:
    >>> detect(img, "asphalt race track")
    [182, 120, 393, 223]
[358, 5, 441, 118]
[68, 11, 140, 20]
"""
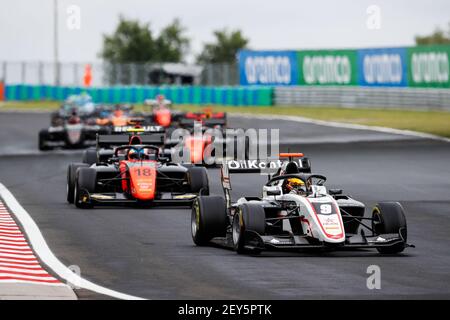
[1, 111, 450, 299]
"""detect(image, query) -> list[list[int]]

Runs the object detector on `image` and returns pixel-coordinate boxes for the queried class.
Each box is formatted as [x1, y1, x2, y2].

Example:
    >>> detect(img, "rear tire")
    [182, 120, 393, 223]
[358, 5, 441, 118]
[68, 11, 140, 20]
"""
[232, 203, 266, 254]
[67, 163, 88, 203]
[191, 196, 227, 246]
[74, 168, 97, 209]
[82, 148, 98, 165]
[188, 167, 209, 195]
[372, 202, 407, 254]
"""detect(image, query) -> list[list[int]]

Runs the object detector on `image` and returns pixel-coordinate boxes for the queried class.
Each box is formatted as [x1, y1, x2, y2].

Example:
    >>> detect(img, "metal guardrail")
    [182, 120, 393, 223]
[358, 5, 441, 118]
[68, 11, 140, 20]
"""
[275, 86, 450, 110]
[0, 61, 239, 87]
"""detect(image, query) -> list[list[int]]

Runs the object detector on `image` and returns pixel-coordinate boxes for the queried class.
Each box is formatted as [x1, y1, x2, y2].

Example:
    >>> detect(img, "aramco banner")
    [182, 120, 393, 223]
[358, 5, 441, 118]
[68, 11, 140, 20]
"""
[239, 45, 450, 88]
[297, 50, 357, 85]
[358, 47, 407, 87]
[238, 50, 299, 86]
[407, 45, 450, 88]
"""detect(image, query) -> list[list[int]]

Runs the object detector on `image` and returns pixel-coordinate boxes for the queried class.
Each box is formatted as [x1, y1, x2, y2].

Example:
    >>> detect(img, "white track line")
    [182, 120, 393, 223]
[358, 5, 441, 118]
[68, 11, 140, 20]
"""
[233, 113, 450, 143]
[0, 183, 144, 300]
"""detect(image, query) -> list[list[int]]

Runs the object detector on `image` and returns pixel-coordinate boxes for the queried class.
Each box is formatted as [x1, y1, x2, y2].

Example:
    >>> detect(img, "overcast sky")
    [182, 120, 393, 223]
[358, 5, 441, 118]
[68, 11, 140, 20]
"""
[0, 0, 449, 63]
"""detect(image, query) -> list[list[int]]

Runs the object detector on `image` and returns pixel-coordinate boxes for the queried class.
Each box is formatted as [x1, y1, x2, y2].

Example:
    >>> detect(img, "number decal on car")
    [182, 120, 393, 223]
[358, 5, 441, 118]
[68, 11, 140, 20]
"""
[320, 204, 332, 214]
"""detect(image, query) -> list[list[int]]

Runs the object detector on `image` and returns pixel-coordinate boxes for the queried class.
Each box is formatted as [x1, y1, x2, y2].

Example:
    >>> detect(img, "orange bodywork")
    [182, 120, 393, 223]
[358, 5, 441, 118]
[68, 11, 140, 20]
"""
[111, 116, 129, 127]
[119, 160, 157, 201]
[279, 153, 304, 158]
[185, 136, 207, 164]
[185, 109, 225, 121]
[154, 108, 172, 127]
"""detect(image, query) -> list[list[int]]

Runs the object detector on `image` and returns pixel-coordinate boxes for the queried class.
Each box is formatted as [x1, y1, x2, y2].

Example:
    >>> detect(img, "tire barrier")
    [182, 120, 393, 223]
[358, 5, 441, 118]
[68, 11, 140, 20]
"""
[4, 85, 273, 106]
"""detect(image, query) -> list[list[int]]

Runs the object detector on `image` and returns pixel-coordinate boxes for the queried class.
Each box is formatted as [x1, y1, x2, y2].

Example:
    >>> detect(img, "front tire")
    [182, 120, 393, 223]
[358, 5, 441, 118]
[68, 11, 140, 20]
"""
[67, 163, 88, 203]
[38, 130, 52, 151]
[74, 168, 97, 209]
[372, 202, 407, 254]
[191, 196, 227, 246]
[232, 203, 266, 254]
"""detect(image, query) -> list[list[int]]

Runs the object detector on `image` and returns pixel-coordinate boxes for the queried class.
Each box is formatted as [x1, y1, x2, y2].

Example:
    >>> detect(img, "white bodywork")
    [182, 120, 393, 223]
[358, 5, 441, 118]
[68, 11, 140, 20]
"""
[238, 184, 346, 244]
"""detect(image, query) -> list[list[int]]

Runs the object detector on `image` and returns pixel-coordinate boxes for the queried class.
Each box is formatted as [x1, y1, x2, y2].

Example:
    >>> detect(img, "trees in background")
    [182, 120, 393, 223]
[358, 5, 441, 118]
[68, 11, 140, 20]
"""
[100, 17, 249, 65]
[415, 23, 450, 45]
[197, 29, 249, 64]
[100, 17, 190, 63]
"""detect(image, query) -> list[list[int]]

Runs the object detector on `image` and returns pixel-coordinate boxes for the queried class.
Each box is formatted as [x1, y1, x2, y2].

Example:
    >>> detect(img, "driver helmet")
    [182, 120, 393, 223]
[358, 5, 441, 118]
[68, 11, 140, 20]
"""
[68, 109, 80, 124]
[157, 94, 165, 103]
[285, 178, 305, 193]
[128, 148, 143, 160]
[114, 109, 124, 118]
[128, 148, 150, 160]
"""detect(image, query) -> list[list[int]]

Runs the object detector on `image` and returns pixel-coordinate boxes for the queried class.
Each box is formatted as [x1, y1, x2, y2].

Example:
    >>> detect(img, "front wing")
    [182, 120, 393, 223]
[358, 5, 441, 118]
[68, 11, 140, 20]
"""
[235, 231, 413, 252]
[80, 191, 197, 207]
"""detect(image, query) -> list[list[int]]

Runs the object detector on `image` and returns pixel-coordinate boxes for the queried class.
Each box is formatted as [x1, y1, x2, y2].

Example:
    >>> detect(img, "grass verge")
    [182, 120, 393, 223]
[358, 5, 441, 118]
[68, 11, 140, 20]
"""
[174, 105, 450, 138]
[1, 101, 449, 138]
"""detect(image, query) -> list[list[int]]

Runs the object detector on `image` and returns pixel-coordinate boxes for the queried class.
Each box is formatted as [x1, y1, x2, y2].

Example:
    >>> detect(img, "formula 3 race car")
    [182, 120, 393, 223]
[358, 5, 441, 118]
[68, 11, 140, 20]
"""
[39, 115, 109, 150]
[67, 134, 209, 208]
[179, 107, 227, 130]
[168, 119, 248, 166]
[144, 95, 184, 128]
[191, 154, 413, 255]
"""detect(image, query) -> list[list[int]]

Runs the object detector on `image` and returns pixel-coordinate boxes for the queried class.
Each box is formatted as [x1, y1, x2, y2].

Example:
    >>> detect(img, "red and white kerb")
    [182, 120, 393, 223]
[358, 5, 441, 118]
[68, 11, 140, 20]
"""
[0, 200, 61, 285]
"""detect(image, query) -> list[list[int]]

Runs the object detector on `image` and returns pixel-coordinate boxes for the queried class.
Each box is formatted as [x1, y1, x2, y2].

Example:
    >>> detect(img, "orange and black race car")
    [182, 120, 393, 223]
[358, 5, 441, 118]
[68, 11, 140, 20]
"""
[179, 107, 227, 129]
[95, 106, 144, 128]
[169, 109, 246, 166]
[66, 133, 209, 208]
[144, 95, 184, 128]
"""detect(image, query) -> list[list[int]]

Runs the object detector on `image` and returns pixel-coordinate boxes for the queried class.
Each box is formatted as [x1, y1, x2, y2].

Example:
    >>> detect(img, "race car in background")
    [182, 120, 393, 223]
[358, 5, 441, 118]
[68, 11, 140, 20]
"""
[39, 93, 110, 150]
[191, 153, 412, 255]
[144, 95, 184, 128]
[179, 107, 227, 130]
[166, 108, 244, 165]
[94, 104, 141, 127]
[67, 133, 209, 208]
[39, 109, 110, 151]
[168, 121, 249, 166]
[49, 93, 97, 126]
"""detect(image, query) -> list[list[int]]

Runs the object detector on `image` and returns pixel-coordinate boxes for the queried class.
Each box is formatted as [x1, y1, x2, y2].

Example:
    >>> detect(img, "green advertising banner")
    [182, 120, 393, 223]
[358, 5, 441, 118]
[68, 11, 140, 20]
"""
[297, 50, 358, 85]
[407, 45, 450, 88]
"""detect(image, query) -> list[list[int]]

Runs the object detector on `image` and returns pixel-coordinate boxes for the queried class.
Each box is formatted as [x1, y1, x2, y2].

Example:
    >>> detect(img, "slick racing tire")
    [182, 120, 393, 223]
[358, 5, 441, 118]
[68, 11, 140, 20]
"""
[82, 148, 98, 165]
[38, 129, 52, 151]
[67, 163, 88, 203]
[232, 203, 266, 254]
[188, 167, 209, 195]
[372, 202, 407, 254]
[74, 168, 96, 209]
[191, 196, 227, 246]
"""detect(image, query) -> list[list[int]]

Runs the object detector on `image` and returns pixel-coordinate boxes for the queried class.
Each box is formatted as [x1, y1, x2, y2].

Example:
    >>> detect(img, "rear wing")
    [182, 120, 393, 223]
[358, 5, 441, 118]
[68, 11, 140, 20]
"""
[223, 158, 311, 175]
[96, 133, 165, 148]
[220, 156, 311, 207]
[112, 125, 165, 134]
[144, 99, 172, 106]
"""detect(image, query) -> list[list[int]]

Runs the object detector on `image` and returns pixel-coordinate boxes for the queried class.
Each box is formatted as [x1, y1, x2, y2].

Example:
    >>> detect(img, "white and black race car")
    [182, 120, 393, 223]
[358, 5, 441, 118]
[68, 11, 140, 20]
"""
[191, 153, 413, 255]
